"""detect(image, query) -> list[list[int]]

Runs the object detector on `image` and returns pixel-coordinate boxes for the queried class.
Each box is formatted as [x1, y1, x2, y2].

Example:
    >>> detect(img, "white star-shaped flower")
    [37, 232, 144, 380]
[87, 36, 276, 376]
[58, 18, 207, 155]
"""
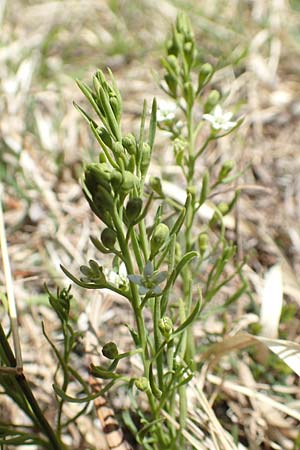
[156, 99, 177, 123]
[106, 262, 128, 288]
[203, 105, 237, 131]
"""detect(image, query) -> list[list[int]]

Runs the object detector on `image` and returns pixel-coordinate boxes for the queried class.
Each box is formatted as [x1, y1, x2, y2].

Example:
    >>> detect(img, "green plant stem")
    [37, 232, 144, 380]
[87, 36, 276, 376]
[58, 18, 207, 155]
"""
[153, 298, 163, 389]
[0, 324, 66, 450]
[112, 204, 148, 362]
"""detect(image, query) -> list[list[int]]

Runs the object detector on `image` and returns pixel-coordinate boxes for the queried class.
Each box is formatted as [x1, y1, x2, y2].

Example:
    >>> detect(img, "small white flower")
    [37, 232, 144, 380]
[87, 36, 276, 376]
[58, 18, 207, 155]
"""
[106, 262, 128, 288]
[156, 100, 177, 123]
[203, 105, 237, 131]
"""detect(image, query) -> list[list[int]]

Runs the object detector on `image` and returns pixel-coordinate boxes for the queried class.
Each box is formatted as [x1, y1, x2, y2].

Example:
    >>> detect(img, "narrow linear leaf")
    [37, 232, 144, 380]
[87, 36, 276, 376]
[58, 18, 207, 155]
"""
[148, 98, 157, 149]
[173, 251, 198, 282]
[173, 300, 201, 336]
[76, 79, 102, 120]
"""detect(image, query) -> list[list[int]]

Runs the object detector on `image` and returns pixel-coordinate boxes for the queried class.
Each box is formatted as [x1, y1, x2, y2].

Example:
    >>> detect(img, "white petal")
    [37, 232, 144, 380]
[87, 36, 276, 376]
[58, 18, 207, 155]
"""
[214, 105, 223, 118]
[223, 112, 233, 121]
[119, 262, 127, 277]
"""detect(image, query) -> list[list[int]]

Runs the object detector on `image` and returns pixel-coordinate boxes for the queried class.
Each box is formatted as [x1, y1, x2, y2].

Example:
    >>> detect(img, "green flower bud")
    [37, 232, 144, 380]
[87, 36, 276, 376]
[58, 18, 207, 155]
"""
[140, 142, 151, 177]
[209, 202, 229, 227]
[166, 55, 180, 75]
[150, 176, 164, 197]
[97, 127, 113, 148]
[122, 133, 137, 155]
[84, 163, 112, 194]
[150, 223, 170, 257]
[204, 90, 221, 113]
[166, 37, 179, 56]
[184, 41, 193, 54]
[125, 198, 143, 222]
[112, 142, 124, 156]
[158, 316, 173, 340]
[183, 82, 194, 105]
[198, 63, 213, 91]
[164, 73, 177, 97]
[198, 233, 209, 256]
[176, 12, 192, 36]
[121, 171, 138, 193]
[135, 377, 150, 392]
[109, 95, 121, 121]
[223, 245, 236, 261]
[95, 69, 106, 85]
[93, 185, 114, 211]
[218, 160, 234, 182]
[102, 342, 119, 359]
[218, 202, 229, 216]
[110, 169, 123, 191]
[101, 228, 117, 249]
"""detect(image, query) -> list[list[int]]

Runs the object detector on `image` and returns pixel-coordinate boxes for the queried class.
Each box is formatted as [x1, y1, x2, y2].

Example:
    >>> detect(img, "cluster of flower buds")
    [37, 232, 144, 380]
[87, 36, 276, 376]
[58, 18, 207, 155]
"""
[79, 259, 106, 284]
[92, 69, 122, 141]
[83, 162, 139, 225]
[162, 13, 197, 99]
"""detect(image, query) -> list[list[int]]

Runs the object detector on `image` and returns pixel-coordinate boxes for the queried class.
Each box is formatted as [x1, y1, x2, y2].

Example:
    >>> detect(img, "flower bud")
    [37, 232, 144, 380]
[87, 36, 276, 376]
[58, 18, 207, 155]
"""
[121, 171, 138, 193]
[140, 142, 151, 177]
[102, 342, 119, 359]
[135, 377, 150, 392]
[150, 176, 164, 197]
[97, 127, 113, 148]
[218, 160, 234, 182]
[84, 163, 112, 194]
[93, 185, 114, 212]
[198, 233, 209, 256]
[122, 133, 136, 155]
[158, 316, 173, 340]
[166, 54, 180, 75]
[150, 223, 170, 257]
[164, 73, 177, 97]
[218, 202, 229, 216]
[110, 169, 123, 191]
[166, 37, 179, 56]
[112, 142, 124, 156]
[125, 198, 143, 222]
[101, 228, 117, 249]
[204, 90, 221, 114]
[183, 81, 194, 105]
[109, 95, 121, 121]
[198, 63, 213, 91]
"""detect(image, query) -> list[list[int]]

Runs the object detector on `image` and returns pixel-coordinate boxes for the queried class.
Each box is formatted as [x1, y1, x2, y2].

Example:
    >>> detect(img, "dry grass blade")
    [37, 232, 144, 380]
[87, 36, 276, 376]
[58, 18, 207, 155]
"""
[190, 384, 239, 450]
[207, 373, 300, 422]
[260, 263, 283, 339]
[0, 185, 22, 369]
[201, 332, 300, 377]
[161, 409, 208, 450]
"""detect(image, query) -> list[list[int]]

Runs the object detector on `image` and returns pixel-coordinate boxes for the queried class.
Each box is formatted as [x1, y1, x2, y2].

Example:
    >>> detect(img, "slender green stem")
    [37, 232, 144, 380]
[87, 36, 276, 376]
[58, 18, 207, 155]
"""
[0, 324, 65, 450]
[111, 204, 148, 362]
[153, 298, 163, 389]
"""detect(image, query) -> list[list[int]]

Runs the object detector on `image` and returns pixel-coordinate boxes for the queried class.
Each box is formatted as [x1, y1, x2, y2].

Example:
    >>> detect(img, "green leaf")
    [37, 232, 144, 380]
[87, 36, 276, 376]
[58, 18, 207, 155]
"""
[173, 299, 201, 336]
[76, 79, 102, 120]
[90, 364, 123, 380]
[148, 98, 157, 150]
[99, 86, 121, 141]
[173, 250, 198, 282]
[73, 101, 97, 128]
[149, 363, 162, 399]
[53, 381, 114, 403]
